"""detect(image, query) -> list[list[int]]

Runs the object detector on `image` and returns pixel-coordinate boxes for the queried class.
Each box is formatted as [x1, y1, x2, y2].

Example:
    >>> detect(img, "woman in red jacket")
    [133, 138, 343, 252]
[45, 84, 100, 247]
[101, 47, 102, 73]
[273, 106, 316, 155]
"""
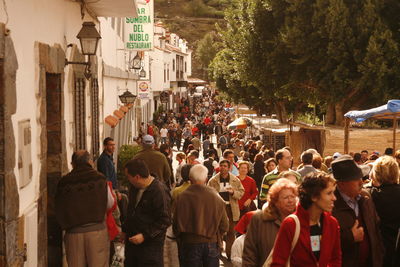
[271, 172, 341, 267]
[237, 161, 258, 217]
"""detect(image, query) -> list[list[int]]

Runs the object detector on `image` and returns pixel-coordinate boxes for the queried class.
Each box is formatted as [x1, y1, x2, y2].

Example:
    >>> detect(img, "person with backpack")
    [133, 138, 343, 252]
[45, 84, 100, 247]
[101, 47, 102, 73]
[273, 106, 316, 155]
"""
[203, 151, 218, 180]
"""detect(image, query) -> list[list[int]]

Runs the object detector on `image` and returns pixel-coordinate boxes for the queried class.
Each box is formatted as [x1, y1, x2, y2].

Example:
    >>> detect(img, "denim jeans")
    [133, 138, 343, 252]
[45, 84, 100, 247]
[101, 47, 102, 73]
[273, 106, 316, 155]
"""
[179, 242, 219, 267]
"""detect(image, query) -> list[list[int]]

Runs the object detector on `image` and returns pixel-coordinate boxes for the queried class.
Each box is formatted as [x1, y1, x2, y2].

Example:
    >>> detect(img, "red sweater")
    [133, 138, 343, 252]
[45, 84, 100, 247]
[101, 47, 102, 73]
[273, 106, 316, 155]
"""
[271, 204, 341, 267]
[238, 176, 258, 210]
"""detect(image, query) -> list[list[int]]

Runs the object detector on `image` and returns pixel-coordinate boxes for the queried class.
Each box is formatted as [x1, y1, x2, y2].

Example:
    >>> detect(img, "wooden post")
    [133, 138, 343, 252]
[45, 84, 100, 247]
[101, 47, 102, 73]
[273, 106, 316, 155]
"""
[393, 116, 397, 152]
[344, 117, 350, 154]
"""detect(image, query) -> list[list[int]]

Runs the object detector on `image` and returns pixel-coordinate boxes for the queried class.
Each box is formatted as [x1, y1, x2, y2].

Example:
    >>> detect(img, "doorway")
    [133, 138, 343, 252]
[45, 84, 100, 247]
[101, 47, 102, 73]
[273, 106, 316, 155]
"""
[46, 73, 63, 266]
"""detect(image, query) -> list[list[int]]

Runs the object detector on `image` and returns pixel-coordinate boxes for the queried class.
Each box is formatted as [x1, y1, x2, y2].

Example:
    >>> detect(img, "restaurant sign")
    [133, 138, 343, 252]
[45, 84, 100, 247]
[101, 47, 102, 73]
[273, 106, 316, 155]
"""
[125, 0, 154, 50]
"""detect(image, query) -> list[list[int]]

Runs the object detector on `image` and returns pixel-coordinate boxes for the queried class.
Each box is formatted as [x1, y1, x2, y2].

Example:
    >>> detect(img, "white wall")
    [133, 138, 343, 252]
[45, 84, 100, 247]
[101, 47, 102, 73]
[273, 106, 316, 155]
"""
[0, 0, 100, 265]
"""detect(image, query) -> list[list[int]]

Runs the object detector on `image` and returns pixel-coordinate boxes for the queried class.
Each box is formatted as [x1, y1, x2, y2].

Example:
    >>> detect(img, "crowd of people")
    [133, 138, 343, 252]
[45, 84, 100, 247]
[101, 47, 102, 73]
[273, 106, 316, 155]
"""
[54, 89, 400, 267]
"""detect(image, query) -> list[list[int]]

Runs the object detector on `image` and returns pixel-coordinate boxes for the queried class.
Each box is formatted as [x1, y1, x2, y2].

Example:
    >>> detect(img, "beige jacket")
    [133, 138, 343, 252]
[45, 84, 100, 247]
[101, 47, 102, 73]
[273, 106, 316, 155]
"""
[208, 172, 245, 221]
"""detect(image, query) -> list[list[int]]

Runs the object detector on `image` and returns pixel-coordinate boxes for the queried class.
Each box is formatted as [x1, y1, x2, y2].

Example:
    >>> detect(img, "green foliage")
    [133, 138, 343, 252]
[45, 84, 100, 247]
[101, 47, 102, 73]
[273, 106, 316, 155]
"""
[210, 0, 400, 125]
[195, 31, 221, 80]
[117, 145, 142, 186]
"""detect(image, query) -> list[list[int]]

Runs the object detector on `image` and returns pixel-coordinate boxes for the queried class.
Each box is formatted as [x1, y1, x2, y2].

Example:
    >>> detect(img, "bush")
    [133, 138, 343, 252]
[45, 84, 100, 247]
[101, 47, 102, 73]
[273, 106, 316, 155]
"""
[117, 144, 142, 186]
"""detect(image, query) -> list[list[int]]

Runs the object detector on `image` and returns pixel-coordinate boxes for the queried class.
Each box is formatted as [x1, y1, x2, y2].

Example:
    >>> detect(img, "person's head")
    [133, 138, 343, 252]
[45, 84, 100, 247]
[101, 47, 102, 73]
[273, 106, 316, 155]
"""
[324, 156, 333, 168]
[103, 137, 116, 154]
[372, 155, 399, 186]
[176, 152, 186, 163]
[353, 153, 362, 164]
[254, 153, 264, 163]
[189, 164, 208, 185]
[188, 150, 199, 161]
[384, 147, 393, 156]
[238, 161, 251, 176]
[180, 164, 193, 182]
[394, 150, 400, 165]
[299, 172, 337, 212]
[142, 134, 155, 149]
[71, 150, 92, 168]
[264, 158, 278, 173]
[312, 155, 322, 170]
[332, 155, 363, 199]
[219, 159, 231, 175]
[301, 151, 313, 165]
[223, 149, 235, 163]
[278, 170, 299, 184]
[124, 159, 150, 189]
[275, 149, 292, 170]
[159, 143, 170, 154]
[361, 150, 369, 161]
[267, 178, 298, 218]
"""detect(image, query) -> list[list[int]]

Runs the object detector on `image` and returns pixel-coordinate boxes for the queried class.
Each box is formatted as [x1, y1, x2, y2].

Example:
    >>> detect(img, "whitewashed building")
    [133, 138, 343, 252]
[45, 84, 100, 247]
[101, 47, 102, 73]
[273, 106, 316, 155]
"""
[0, 0, 138, 266]
[148, 23, 192, 114]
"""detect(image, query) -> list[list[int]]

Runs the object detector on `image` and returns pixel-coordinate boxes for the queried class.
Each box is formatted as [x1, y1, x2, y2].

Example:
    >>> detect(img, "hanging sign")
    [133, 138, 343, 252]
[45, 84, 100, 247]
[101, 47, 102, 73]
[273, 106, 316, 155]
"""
[125, 0, 154, 50]
[137, 81, 151, 99]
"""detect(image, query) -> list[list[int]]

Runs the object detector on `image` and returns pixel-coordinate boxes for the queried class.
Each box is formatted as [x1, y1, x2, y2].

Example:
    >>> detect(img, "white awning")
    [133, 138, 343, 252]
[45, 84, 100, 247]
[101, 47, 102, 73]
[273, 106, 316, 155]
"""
[86, 0, 138, 18]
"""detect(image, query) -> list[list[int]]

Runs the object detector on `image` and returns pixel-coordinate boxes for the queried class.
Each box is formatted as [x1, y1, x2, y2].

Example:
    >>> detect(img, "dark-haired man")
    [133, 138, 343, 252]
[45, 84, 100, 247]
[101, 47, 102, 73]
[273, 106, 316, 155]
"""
[56, 150, 113, 267]
[97, 137, 117, 189]
[208, 160, 244, 260]
[122, 158, 171, 267]
[297, 151, 317, 178]
[259, 148, 300, 205]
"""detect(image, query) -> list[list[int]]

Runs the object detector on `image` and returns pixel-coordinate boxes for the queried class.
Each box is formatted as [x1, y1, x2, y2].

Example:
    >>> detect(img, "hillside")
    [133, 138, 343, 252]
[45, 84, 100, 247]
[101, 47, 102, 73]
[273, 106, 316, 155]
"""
[155, 0, 227, 79]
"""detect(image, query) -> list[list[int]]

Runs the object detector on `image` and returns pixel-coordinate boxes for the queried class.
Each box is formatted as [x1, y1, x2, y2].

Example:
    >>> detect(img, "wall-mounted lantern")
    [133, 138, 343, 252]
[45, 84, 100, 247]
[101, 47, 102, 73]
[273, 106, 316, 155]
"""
[130, 52, 142, 70]
[65, 22, 101, 80]
[119, 89, 137, 105]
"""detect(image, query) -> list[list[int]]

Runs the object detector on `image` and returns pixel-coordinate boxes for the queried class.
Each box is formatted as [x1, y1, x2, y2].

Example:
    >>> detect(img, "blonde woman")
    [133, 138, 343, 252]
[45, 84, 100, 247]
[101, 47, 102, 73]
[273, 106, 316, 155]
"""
[370, 156, 400, 266]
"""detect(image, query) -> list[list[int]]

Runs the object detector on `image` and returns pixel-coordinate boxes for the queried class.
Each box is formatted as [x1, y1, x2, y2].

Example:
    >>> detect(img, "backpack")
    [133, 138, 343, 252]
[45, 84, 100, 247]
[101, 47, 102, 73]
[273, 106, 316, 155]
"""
[203, 158, 215, 179]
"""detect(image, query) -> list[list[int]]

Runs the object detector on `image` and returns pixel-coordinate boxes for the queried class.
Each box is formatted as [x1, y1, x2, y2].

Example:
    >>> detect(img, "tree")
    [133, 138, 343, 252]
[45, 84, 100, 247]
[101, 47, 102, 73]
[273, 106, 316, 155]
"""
[195, 31, 220, 80]
[211, 0, 400, 125]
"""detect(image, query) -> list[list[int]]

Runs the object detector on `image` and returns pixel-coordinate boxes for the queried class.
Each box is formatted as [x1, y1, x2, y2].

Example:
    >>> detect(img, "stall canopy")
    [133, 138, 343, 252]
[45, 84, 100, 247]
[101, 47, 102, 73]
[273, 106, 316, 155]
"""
[344, 100, 400, 122]
[228, 117, 253, 130]
[343, 99, 400, 153]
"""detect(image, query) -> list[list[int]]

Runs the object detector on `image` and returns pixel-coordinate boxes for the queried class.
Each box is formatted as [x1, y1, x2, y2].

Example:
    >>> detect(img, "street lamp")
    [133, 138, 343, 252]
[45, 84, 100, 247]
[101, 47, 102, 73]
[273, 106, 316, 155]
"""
[76, 22, 102, 55]
[119, 89, 137, 105]
[130, 52, 142, 70]
[65, 21, 102, 79]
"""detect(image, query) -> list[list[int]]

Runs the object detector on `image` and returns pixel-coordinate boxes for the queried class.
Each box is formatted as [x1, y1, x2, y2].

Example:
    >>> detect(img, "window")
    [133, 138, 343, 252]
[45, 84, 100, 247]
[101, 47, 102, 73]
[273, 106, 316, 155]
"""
[74, 77, 87, 150]
[185, 62, 187, 73]
[164, 65, 166, 83]
[91, 79, 100, 160]
[111, 18, 115, 29]
[117, 18, 121, 38]
[167, 64, 170, 81]
[172, 59, 175, 71]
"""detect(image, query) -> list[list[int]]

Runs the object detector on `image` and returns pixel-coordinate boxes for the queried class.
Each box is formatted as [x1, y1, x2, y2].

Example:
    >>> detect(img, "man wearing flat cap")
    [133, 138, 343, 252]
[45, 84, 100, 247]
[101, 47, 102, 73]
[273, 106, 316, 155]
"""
[331, 155, 384, 267]
[133, 135, 173, 189]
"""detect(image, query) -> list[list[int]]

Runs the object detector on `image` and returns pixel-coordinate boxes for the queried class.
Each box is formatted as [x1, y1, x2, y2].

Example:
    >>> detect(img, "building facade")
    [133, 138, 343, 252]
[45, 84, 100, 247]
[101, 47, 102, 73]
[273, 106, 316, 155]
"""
[0, 0, 138, 266]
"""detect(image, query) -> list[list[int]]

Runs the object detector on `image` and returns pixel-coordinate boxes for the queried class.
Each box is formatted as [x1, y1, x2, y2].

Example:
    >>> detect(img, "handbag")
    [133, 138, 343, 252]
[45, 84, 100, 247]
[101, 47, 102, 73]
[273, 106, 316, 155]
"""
[263, 214, 301, 267]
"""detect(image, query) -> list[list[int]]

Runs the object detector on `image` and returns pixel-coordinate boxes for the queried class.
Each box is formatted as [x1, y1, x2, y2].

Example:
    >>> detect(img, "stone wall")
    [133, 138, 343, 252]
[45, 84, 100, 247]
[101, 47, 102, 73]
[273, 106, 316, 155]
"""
[0, 23, 25, 267]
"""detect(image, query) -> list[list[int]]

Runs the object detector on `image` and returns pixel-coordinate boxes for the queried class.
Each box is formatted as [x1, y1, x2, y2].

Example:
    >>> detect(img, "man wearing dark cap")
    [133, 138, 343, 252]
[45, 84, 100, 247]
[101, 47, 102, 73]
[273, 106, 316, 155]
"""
[133, 134, 173, 188]
[331, 155, 384, 267]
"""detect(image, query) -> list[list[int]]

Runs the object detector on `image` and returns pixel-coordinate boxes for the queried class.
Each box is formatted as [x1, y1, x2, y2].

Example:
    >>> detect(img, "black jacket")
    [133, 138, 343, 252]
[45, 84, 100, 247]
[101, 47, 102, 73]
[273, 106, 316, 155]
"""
[123, 178, 171, 244]
[370, 184, 400, 267]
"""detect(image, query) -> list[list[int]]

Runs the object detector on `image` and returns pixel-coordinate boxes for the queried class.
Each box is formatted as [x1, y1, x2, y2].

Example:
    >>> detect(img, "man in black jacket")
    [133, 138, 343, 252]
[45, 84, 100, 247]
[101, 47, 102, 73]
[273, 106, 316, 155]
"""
[122, 158, 171, 266]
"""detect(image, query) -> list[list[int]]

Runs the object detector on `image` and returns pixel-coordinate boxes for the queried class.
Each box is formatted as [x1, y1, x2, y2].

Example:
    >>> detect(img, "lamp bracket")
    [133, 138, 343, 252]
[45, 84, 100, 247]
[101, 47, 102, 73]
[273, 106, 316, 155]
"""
[65, 59, 90, 66]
